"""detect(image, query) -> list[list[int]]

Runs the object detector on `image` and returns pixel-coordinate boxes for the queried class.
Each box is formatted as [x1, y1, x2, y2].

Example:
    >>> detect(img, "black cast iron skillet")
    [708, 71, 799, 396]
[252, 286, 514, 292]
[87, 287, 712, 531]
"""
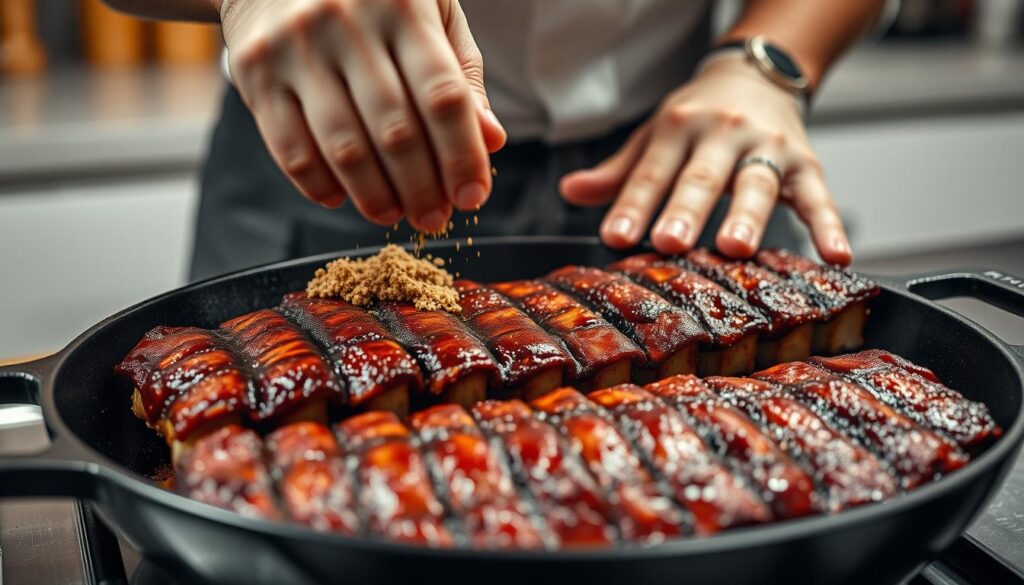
[2, 237, 1024, 585]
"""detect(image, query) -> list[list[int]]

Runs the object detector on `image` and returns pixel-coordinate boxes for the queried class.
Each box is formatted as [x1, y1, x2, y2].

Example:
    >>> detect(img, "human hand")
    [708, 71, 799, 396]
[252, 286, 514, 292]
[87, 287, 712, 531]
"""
[560, 56, 851, 265]
[220, 0, 506, 232]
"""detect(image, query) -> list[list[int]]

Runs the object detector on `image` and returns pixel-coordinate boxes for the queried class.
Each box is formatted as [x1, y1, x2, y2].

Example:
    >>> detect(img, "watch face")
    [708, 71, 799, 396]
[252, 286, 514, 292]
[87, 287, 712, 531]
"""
[764, 43, 801, 81]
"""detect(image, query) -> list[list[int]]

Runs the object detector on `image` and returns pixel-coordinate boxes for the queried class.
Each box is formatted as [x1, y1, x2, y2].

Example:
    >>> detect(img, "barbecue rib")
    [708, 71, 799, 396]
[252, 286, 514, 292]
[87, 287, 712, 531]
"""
[280, 293, 423, 415]
[545, 266, 709, 383]
[609, 253, 769, 376]
[490, 279, 644, 391]
[411, 404, 549, 549]
[375, 301, 499, 407]
[454, 280, 574, 400]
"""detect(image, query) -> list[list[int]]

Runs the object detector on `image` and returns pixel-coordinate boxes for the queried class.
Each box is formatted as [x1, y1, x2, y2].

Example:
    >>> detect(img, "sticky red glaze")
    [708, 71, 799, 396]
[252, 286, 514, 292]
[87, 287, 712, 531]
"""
[646, 375, 819, 519]
[472, 400, 615, 547]
[809, 350, 1001, 450]
[335, 412, 453, 547]
[588, 385, 770, 534]
[375, 302, 499, 396]
[175, 424, 281, 519]
[704, 376, 898, 511]
[755, 362, 966, 486]
[530, 388, 688, 541]
[544, 266, 709, 367]
[115, 326, 254, 441]
[411, 404, 547, 549]
[220, 309, 343, 421]
[454, 280, 573, 387]
[280, 293, 424, 405]
[754, 248, 879, 315]
[609, 254, 769, 347]
[684, 249, 821, 335]
[491, 280, 644, 380]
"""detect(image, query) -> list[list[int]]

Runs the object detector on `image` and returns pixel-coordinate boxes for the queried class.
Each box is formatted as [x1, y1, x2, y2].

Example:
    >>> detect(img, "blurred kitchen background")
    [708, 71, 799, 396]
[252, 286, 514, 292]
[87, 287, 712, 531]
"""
[1, 0, 1022, 362]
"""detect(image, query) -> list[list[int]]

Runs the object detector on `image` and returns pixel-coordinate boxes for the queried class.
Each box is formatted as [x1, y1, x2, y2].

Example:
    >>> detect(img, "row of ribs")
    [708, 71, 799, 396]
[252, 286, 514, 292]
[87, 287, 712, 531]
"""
[174, 350, 1000, 549]
[118, 248, 884, 458]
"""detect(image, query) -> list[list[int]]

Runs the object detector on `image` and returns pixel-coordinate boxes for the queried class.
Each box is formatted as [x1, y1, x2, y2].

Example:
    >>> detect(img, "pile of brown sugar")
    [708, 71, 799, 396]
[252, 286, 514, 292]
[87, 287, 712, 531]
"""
[306, 244, 460, 312]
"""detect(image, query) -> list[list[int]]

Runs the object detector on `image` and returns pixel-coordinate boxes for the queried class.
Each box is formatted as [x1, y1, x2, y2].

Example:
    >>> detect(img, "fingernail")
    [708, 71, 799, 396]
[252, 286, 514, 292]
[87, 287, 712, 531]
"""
[661, 218, 689, 243]
[608, 216, 635, 239]
[833, 236, 851, 255]
[320, 192, 345, 209]
[729, 222, 754, 246]
[454, 182, 487, 209]
[377, 207, 402, 225]
[416, 209, 448, 232]
[482, 107, 504, 132]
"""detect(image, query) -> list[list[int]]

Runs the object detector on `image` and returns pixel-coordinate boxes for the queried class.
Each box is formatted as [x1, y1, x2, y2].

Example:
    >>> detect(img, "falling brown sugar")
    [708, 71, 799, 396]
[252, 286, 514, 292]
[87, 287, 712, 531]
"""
[306, 244, 460, 312]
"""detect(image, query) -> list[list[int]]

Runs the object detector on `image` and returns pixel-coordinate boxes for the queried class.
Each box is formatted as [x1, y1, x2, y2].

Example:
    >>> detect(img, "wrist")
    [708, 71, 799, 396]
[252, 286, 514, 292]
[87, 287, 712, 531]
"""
[694, 52, 808, 119]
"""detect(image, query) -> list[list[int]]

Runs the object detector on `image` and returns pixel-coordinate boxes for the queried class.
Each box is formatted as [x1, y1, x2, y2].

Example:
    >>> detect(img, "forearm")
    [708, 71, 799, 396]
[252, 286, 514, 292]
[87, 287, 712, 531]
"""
[102, 0, 221, 22]
[719, 0, 886, 92]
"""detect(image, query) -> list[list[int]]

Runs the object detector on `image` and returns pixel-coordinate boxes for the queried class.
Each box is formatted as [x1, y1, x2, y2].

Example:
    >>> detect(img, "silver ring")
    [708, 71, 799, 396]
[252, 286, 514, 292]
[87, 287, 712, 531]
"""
[736, 155, 783, 183]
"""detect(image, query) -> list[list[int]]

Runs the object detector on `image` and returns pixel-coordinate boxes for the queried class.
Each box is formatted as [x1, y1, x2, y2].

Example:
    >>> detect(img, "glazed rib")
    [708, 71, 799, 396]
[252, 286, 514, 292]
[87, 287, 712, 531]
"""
[375, 301, 499, 407]
[645, 375, 819, 519]
[754, 249, 879, 354]
[454, 280, 574, 399]
[220, 309, 344, 424]
[753, 361, 966, 488]
[280, 293, 423, 415]
[808, 350, 1001, 451]
[265, 421, 359, 534]
[545, 266, 709, 382]
[175, 424, 281, 519]
[490, 279, 644, 391]
[472, 400, 616, 547]
[703, 376, 898, 511]
[411, 404, 548, 549]
[530, 388, 689, 541]
[609, 254, 768, 376]
[682, 249, 821, 366]
[116, 326, 255, 452]
[588, 385, 770, 534]
[335, 411, 454, 546]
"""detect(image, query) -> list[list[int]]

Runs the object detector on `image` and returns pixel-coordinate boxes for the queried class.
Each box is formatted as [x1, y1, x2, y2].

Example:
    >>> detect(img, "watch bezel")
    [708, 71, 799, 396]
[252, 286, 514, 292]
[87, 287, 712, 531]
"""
[745, 36, 809, 92]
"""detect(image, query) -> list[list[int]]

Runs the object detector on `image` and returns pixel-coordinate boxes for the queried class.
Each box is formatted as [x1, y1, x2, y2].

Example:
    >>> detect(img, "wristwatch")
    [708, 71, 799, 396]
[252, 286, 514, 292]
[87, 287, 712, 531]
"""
[699, 35, 811, 108]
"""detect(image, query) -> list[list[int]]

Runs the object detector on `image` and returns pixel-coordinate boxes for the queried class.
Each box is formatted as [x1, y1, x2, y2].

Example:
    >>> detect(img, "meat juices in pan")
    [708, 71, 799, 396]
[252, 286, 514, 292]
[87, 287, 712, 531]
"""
[588, 385, 771, 534]
[279, 293, 423, 416]
[609, 254, 768, 376]
[530, 388, 689, 542]
[754, 248, 880, 355]
[682, 248, 821, 368]
[545, 266, 709, 383]
[645, 375, 820, 520]
[453, 280, 574, 400]
[753, 361, 967, 488]
[411, 404, 549, 549]
[809, 349, 1002, 451]
[490, 280, 644, 391]
[115, 326, 256, 459]
[375, 301, 499, 407]
[175, 424, 281, 520]
[220, 309, 345, 424]
[265, 421, 359, 534]
[703, 376, 898, 511]
[472, 400, 617, 547]
[335, 411, 454, 547]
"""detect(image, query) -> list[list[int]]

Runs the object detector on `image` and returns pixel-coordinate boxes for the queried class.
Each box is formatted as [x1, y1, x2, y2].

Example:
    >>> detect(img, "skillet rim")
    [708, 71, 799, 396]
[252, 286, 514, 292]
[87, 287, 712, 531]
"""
[37, 236, 1024, 562]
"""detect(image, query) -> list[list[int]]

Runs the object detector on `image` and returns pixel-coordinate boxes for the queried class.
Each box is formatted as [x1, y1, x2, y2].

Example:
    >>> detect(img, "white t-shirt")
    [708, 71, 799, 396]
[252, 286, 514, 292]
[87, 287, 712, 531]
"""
[461, 0, 712, 144]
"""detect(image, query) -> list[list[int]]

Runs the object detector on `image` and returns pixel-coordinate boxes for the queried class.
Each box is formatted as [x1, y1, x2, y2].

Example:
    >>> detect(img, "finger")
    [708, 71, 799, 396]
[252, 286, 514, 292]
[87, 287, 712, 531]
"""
[392, 3, 491, 211]
[716, 156, 782, 258]
[785, 169, 853, 265]
[560, 124, 651, 207]
[289, 51, 401, 225]
[600, 126, 690, 248]
[650, 141, 739, 254]
[330, 21, 449, 232]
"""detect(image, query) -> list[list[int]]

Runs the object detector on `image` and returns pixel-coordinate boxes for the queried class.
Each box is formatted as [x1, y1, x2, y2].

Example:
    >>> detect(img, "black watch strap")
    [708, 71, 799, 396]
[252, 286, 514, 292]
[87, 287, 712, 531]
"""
[706, 37, 811, 102]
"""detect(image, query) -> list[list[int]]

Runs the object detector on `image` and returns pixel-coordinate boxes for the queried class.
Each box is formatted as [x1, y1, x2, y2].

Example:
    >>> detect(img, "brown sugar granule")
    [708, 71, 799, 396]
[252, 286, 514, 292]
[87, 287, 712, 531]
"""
[306, 244, 460, 312]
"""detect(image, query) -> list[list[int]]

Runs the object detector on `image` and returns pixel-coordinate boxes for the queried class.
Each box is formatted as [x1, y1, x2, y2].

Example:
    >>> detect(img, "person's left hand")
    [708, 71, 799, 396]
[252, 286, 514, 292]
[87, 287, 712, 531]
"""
[560, 56, 852, 266]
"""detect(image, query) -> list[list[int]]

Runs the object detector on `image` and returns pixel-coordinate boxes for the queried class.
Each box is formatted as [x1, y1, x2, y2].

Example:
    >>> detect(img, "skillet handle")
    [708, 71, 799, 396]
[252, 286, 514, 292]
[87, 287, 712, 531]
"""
[0, 357, 100, 498]
[905, 268, 1024, 355]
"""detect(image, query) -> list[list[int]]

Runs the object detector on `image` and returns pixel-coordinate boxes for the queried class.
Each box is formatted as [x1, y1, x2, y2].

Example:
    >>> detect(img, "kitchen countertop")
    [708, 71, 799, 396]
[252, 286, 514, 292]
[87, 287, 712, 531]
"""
[2, 42, 1024, 182]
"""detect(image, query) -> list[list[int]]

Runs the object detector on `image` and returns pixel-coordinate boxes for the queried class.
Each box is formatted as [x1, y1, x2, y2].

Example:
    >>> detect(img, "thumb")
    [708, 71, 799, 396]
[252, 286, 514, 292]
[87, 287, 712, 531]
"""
[442, 1, 506, 153]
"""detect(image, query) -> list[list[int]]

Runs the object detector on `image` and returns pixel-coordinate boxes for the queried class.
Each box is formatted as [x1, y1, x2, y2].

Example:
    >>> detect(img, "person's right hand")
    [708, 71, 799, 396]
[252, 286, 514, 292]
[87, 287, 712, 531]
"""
[220, 0, 506, 232]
